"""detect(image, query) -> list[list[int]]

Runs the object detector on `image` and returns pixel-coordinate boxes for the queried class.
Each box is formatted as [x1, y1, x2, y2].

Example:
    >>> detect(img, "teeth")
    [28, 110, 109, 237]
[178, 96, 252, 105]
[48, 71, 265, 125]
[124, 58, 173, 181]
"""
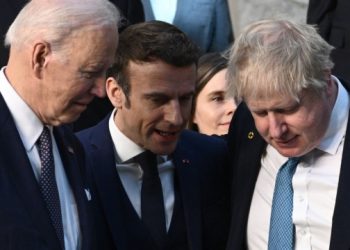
[158, 131, 174, 136]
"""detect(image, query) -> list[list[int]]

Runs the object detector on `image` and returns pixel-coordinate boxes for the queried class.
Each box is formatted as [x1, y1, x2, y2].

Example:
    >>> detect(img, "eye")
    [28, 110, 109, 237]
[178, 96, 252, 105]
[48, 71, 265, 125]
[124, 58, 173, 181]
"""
[253, 110, 267, 117]
[150, 96, 169, 105]
[276, 104, 300, 114]
[81, 70, 103, 79]
[211, 95, 225, 102]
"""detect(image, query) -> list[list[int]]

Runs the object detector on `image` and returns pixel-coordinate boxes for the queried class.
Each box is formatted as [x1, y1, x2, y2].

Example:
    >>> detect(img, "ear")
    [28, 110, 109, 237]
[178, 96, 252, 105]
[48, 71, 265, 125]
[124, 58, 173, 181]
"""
[324, 69, 334, 97]
[106, 76, 125, 109]
[32, 41, 51, 79]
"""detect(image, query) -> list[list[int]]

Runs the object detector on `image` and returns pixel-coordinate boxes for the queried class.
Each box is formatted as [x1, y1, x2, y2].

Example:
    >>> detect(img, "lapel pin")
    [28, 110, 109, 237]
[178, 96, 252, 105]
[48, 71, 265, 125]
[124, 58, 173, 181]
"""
[248, 131, 254, 139]
[85, 188, 92, 201]
[182, 159, 190, 164]
[67, 146, 75, 154]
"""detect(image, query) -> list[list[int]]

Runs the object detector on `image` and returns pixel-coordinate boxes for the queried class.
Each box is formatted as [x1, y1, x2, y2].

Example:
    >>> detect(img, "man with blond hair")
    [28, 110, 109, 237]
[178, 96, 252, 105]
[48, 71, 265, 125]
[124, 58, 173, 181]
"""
[226, 19, 350, 250]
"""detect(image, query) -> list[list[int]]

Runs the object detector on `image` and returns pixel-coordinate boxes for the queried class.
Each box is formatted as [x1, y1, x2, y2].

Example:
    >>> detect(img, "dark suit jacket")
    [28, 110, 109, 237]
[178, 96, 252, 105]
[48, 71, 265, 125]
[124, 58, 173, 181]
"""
[0, 93, 96, 250]
[225, 101, 350, 250]
[307, 0, 350, 83]
[77, 115, 230, 250]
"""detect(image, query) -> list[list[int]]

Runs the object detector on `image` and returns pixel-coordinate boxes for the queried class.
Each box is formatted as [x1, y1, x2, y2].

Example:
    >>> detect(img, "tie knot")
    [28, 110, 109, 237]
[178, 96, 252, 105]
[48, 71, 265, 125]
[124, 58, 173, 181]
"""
[135, 150, 158, 177]
[282, 157, 300, 172]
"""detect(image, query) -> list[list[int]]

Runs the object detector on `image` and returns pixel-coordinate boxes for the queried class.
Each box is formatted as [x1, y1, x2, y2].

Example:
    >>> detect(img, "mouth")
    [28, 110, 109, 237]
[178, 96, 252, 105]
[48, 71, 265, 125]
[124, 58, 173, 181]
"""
[274, 136, 297, 147]
[154, 129, 179, 141]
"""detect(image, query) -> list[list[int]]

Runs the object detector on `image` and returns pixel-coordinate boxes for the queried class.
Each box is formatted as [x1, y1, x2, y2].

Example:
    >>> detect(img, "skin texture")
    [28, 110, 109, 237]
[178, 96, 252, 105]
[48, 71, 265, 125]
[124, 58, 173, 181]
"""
[194, 69, 236, 135]
[246, 77, 337, 157]
[5, 26, 118, 126]
[107, 60, 197, 155]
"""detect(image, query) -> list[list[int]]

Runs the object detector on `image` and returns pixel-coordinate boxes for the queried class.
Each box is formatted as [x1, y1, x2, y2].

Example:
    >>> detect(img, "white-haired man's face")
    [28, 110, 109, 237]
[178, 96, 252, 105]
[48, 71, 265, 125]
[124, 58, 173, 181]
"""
[34, 26, 118, 126]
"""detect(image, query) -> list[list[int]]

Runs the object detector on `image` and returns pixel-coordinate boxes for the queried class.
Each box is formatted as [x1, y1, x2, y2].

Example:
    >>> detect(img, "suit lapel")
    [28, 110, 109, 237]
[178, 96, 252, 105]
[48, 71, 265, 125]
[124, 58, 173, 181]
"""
[329, 114, 350, 249]
[54, 127, 94, 250]
[227, 103, 266, 249]
[0, 95, 61, 250]
[172, 138, 202, 250]
[88, 119, 129, 250]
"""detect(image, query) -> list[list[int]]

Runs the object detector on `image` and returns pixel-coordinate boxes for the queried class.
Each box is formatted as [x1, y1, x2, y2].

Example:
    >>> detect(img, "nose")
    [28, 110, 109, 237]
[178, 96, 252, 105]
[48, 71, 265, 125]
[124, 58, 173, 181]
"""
[164, 100, 183, 126]
[90, 77, 107, 98]
[268, 112, 286, 138]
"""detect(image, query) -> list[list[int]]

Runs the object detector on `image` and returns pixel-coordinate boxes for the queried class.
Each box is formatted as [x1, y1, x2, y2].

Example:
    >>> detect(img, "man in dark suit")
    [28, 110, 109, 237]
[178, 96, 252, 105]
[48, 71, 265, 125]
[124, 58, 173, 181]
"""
[77, 21, 230, 250]
[0, 1, 119, 249]
[307, 0, 350, 84]
[226, 19, 350, 250]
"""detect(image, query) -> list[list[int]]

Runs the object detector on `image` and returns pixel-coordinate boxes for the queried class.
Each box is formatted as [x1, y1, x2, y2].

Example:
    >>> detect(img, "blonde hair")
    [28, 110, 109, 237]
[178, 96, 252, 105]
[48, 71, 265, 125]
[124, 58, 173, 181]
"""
[227, 19, 334, 101]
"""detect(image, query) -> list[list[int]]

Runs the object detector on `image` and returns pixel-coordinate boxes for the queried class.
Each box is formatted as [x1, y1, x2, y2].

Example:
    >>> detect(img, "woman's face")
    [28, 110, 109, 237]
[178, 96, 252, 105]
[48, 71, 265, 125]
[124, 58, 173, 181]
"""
[194, 69, 236, 135]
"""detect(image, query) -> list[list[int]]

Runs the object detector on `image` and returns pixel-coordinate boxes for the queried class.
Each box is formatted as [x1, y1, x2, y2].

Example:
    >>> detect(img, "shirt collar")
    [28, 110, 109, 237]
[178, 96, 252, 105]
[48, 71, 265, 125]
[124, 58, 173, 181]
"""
[317, 75, 349, 154]
[108, 109, 145, 162]
[0, 67, 44, 151]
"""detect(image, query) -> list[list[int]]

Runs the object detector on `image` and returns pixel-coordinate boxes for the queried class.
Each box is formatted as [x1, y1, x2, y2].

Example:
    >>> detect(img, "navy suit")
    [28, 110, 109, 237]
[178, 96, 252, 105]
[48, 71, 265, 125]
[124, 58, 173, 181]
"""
[0, 94, 96, 250]
[226, 101, 350, 250]
[77, 115, 230, 250]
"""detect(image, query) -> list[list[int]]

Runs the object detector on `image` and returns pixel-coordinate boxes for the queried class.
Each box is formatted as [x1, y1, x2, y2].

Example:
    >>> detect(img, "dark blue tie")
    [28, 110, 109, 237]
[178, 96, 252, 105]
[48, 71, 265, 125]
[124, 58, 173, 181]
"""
[37, 126, 65, 250]
[135, 151, 166, 247]
[268, 157, 300, 250]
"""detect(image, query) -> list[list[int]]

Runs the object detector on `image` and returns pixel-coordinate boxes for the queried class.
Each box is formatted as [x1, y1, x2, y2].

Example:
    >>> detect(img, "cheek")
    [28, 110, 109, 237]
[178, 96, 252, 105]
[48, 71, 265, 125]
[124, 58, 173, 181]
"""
[253, 117, 269, 137]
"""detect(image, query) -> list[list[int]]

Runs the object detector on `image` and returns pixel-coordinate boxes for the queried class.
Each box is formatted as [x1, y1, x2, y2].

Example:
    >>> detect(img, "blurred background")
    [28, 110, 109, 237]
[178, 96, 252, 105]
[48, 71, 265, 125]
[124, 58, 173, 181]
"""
[228, 0, 308, 35]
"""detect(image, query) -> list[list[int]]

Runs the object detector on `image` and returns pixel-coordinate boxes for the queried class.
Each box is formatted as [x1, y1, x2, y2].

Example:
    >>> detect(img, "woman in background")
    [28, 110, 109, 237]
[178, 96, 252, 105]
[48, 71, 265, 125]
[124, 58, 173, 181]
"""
[189, 52, 237, 135]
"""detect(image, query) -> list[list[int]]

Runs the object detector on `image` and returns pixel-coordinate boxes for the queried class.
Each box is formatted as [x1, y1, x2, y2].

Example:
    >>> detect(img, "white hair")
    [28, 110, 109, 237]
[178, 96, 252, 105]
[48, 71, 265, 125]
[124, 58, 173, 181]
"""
[5, 0, 120, 52]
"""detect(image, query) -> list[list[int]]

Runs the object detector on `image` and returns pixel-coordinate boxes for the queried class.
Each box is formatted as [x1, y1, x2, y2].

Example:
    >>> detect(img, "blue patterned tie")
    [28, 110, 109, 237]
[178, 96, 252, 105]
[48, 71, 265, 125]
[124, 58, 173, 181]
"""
[268, 157, 300, 250]
[37, 126, 65, 250]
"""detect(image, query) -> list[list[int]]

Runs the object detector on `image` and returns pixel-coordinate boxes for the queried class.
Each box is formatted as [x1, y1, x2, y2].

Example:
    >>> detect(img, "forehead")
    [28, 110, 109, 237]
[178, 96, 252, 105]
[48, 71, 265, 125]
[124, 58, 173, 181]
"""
[203, 69, 228, 92]
[62, 26, 118, 66]
[246, 92, 298, 110]
[128, 60, 197, 92]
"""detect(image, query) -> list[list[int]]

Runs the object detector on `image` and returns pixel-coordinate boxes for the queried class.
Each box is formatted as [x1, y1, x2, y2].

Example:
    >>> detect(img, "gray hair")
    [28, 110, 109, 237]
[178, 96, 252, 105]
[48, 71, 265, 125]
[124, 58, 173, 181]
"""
[5, 0, 120, 54]
[227, 19, 334, 101]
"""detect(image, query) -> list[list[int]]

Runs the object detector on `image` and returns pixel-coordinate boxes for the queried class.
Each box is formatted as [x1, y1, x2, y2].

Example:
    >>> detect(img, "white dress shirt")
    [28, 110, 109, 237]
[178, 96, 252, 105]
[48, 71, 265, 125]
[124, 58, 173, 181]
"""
[0, 67, 80, 250]
[247, 76, 349, 250]
[108, 109, 175, 230]
[149, 0, 177, 24]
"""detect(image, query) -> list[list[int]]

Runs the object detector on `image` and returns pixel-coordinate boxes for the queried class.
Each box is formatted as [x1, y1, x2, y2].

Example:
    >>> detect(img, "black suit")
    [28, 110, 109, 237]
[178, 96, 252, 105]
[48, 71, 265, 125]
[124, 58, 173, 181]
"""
[77, 115, 230, 250]
[307, 0, 350, 84]
[226, 99, 350, 250]
[0, 94, 96, 250]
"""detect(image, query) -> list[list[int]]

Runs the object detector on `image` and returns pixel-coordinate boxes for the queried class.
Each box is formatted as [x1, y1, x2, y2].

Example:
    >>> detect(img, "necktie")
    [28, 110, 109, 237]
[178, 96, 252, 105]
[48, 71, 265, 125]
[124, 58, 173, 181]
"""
[268, 157, 300, 250]
[135, 150, 166, 246]
[37, 126, 65, 249]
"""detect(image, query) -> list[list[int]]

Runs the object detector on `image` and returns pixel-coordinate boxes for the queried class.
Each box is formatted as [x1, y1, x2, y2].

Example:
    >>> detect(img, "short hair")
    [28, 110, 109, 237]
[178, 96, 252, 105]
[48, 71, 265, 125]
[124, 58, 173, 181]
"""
[227, 19, 334, 102]
[188, 52, 228, 131]
[5, 0, 120, 55]
[107, 20, 200, 100]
